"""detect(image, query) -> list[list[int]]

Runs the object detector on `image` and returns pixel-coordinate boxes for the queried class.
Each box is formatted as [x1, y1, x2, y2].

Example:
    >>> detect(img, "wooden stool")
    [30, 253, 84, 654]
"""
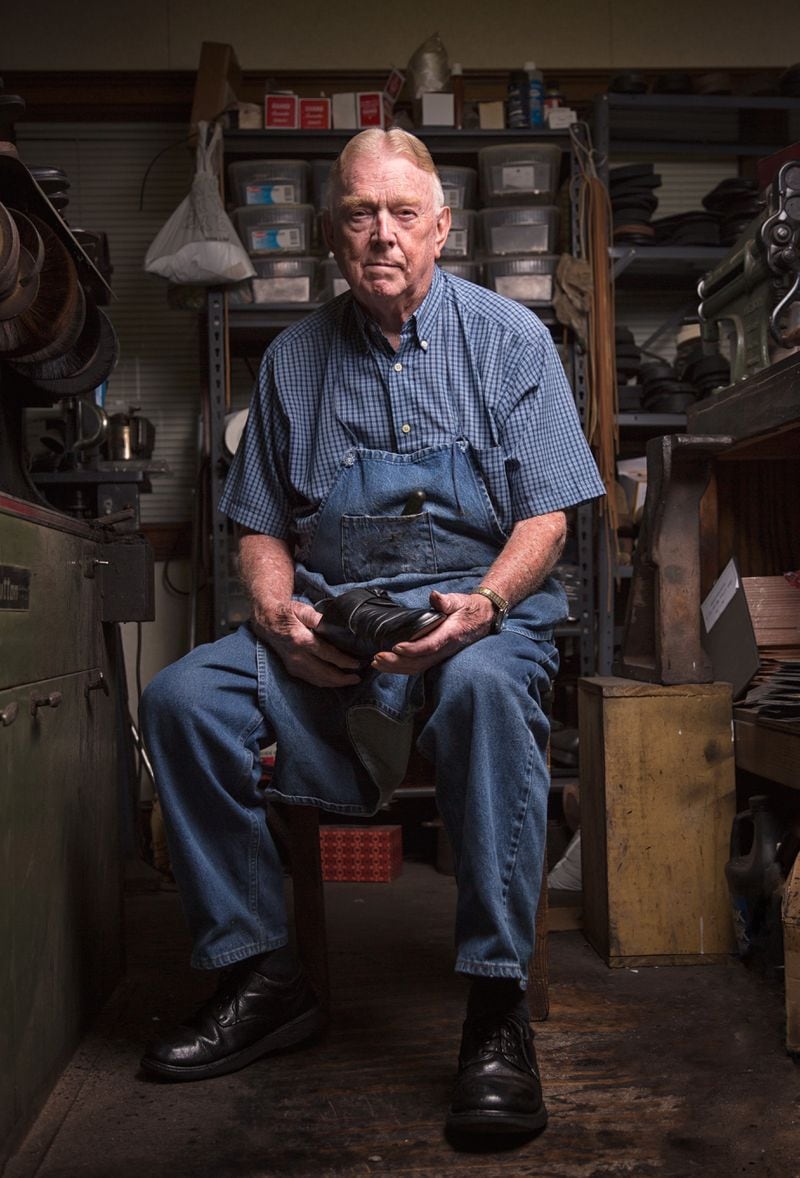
[268, 741, 550, 1022]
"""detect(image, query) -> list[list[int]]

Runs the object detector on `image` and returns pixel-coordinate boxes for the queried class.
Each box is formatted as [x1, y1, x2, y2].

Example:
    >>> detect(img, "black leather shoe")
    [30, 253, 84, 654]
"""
[140, 966, 326, 1082]
[445, 1012, 548, 1136]
[315, 587, 445, 659]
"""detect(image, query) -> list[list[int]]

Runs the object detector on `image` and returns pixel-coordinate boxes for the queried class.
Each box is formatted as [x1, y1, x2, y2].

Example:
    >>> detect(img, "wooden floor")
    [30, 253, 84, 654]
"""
[4, 860, 799, 1178]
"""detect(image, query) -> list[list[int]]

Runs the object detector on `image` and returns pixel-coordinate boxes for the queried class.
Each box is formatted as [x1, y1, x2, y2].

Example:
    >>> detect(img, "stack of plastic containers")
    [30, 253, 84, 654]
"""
[228, 159, 317, 305]
[476, 143, 562, 307]
[437, 165, 480, 283]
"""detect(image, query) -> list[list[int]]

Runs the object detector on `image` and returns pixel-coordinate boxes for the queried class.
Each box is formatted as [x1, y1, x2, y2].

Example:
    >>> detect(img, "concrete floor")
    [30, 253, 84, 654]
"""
[3, 861, 799, 1178]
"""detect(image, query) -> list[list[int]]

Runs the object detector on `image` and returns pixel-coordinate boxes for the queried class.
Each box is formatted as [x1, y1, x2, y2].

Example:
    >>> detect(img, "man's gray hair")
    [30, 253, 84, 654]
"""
[325, 128, 445, 214]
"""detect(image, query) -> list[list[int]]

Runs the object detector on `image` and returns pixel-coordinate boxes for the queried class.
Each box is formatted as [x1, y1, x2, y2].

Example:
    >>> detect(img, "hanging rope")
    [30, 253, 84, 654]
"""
[570, 122, 620, 554]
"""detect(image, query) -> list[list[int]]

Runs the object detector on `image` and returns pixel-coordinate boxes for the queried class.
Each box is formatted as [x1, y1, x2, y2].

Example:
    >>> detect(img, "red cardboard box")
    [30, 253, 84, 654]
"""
[320, 825, 402, 882]
[264, 94, 299, 129]
[357, 92, 385, 128]
[300, 97, 331, 130]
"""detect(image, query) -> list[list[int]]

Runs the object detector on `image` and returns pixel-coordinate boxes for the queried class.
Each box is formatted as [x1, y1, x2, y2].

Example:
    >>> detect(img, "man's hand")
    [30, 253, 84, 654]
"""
[370, 589, 494, 675]
[251, 600, 364, 688]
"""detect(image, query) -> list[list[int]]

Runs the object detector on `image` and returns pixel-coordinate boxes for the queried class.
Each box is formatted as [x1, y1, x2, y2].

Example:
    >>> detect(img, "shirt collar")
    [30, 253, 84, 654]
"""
[349, 265, 444, 353]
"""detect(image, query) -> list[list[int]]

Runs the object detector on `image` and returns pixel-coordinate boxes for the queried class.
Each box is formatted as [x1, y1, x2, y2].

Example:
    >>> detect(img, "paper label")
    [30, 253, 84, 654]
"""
[443, 186, 462, 208]
[701, 557, 739, 632]
[245, 183, 295, 205]
[443, 229, 468, 256]
[251, 228, 302, 251]
[491, 224, 548, 254]
[252, 276, 310, 303]
[494, 274, 552, 302]
[0, 565, 30, 610]
[499, 164, 538, 190]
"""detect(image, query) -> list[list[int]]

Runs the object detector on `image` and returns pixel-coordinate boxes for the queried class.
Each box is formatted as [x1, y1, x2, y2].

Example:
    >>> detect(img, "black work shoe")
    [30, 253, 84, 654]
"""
[315, 587, 445, 659]
[445, 1012, 548, 1136]
[140, 966, 326, 1082]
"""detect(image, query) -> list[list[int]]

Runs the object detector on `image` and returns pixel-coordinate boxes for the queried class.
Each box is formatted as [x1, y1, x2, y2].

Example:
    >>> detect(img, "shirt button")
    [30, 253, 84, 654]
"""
[420, 340, 428, 351]
[393, 361, 403, 372]
[401, 423, 411, 434]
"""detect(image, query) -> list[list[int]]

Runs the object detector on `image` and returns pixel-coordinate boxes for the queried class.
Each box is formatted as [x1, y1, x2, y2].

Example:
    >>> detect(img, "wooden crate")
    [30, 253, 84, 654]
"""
[578, 677, 737, 967]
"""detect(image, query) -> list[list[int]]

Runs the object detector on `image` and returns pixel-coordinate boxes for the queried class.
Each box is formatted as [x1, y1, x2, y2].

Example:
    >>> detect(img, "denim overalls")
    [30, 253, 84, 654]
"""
[142, 391, 563, 984]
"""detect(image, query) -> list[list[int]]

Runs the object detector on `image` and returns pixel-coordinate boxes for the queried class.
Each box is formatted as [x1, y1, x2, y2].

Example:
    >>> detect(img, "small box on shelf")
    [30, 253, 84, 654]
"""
[300, 97, 331, 130]
[417, 92, 455, 127]
[264, 94, 299, 129]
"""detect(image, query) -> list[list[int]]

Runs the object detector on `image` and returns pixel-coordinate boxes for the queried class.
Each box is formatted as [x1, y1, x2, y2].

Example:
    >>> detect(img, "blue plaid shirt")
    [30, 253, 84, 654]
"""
[220, 267, 604, 547]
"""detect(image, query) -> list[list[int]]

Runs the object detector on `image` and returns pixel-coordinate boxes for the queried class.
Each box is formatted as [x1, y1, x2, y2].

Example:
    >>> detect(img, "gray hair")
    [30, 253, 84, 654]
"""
[325, 128, 445, 214]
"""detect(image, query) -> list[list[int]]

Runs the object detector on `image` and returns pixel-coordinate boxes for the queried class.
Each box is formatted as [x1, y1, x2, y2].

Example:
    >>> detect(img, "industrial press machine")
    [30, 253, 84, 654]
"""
[0, 88, 154, 1158]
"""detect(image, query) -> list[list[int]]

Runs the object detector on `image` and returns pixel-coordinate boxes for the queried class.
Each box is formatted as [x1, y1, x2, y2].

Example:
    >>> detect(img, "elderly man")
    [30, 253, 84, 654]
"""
[140, 128, 603, 1136]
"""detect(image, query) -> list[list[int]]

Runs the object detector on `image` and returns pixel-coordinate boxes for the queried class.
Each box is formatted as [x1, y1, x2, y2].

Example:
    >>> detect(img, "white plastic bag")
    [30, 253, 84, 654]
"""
[145, 122, 255, 285]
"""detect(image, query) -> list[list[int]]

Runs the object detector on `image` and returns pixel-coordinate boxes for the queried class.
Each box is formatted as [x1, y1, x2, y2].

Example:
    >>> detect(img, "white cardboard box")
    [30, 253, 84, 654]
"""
[332, 92, 358, 129]
[420, 92, 455, 126]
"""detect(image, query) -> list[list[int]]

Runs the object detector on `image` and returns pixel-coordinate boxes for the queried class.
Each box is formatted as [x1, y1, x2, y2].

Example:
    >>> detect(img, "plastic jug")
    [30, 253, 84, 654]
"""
[724, 795, 781, 957]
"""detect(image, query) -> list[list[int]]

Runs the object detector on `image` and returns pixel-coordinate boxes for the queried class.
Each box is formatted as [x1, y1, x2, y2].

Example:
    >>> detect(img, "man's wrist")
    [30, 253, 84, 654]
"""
[470, 586, 509, 634]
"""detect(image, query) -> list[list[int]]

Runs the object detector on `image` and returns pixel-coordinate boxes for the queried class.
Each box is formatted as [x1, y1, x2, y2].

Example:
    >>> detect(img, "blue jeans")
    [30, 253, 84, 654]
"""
[140, 623, 556, 982]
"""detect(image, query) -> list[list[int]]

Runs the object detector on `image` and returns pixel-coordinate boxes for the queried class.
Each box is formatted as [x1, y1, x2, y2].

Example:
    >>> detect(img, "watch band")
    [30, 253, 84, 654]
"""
[471, 586, 509, 634]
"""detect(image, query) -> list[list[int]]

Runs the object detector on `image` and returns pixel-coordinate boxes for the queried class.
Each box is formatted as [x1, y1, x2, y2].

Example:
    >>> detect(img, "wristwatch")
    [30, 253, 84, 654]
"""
[471, 586, 509, 634]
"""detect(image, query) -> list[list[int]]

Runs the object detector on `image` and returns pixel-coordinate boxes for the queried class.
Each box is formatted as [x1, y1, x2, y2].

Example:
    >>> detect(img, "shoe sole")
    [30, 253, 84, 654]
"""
[393, 612, 446, 644]
[140, 1005, 327, 1083]
[445, 1103, 548, 1136]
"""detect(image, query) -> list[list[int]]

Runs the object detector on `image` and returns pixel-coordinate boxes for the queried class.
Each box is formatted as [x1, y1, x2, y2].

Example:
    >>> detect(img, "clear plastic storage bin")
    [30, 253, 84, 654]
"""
[233, 205, 315, 255]
[479, 205, 560, 255]
[483, 255, 558, 304]
[228, 159, 310, 206]
[478, 143, 562, 206]
[310, 159, 333, 209]
[441, 210, 476, 259]
[318, 257, 351, 300]
[250, 257, 318, 303]
[438, 260, 483, 283]
[437, 165, 478, 209]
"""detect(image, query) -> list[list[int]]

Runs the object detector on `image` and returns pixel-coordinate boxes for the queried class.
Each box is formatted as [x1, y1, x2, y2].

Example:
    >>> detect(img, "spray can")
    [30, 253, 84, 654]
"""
[507, 70, 529, 129]
[724, 795, 781, 957]
[524, 61, 545, 128]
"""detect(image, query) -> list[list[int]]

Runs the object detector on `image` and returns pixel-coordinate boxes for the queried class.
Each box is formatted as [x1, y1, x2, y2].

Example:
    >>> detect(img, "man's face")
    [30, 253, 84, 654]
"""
[323, 151, 451, 325]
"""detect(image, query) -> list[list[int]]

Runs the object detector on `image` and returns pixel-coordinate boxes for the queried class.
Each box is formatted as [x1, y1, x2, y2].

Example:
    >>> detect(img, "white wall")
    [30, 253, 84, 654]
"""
[5, 0, 796, 71]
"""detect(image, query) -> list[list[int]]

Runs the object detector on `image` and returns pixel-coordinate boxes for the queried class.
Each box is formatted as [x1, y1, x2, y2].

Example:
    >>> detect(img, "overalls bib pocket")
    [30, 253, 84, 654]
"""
[341, 511, 437, 583]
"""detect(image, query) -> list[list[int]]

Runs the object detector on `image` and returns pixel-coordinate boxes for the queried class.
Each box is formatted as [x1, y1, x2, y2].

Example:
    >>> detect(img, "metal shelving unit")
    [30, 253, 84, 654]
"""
[592, 90, 800, 675]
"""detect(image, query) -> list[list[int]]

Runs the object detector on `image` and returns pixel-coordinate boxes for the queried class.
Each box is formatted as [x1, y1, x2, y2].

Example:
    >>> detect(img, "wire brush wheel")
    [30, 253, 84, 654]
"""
[0, 215, 85, 360]
[13, 301, 119, 397]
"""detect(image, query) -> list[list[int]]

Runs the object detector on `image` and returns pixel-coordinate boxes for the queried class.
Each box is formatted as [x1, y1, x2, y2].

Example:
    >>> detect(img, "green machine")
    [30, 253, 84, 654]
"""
[0, 94, 154, 1161]
[698, 159, 800, 381]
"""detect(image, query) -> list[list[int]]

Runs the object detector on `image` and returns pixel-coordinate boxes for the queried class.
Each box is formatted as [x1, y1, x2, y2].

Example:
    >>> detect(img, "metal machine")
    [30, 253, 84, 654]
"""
[0, 88, 154, 1160]
[698, 158, 800, 381]
[622, 154, 800, 688]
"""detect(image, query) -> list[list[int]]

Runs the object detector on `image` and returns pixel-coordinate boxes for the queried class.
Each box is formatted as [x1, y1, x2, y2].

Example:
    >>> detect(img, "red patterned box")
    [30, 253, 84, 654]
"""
[320, 825, 402, 882]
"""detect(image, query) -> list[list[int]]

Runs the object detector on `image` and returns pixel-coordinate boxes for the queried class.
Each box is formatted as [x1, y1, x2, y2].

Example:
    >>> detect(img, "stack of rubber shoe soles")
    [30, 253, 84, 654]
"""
[615, 325, 642, 402]
[609, 163, 662, 245]
[674, 335, 730, 397]
[0, 157, 117, 399]
[650, 209, 721, 246]
[703, 177, 765, 246]
[638, 358, 697, 414]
